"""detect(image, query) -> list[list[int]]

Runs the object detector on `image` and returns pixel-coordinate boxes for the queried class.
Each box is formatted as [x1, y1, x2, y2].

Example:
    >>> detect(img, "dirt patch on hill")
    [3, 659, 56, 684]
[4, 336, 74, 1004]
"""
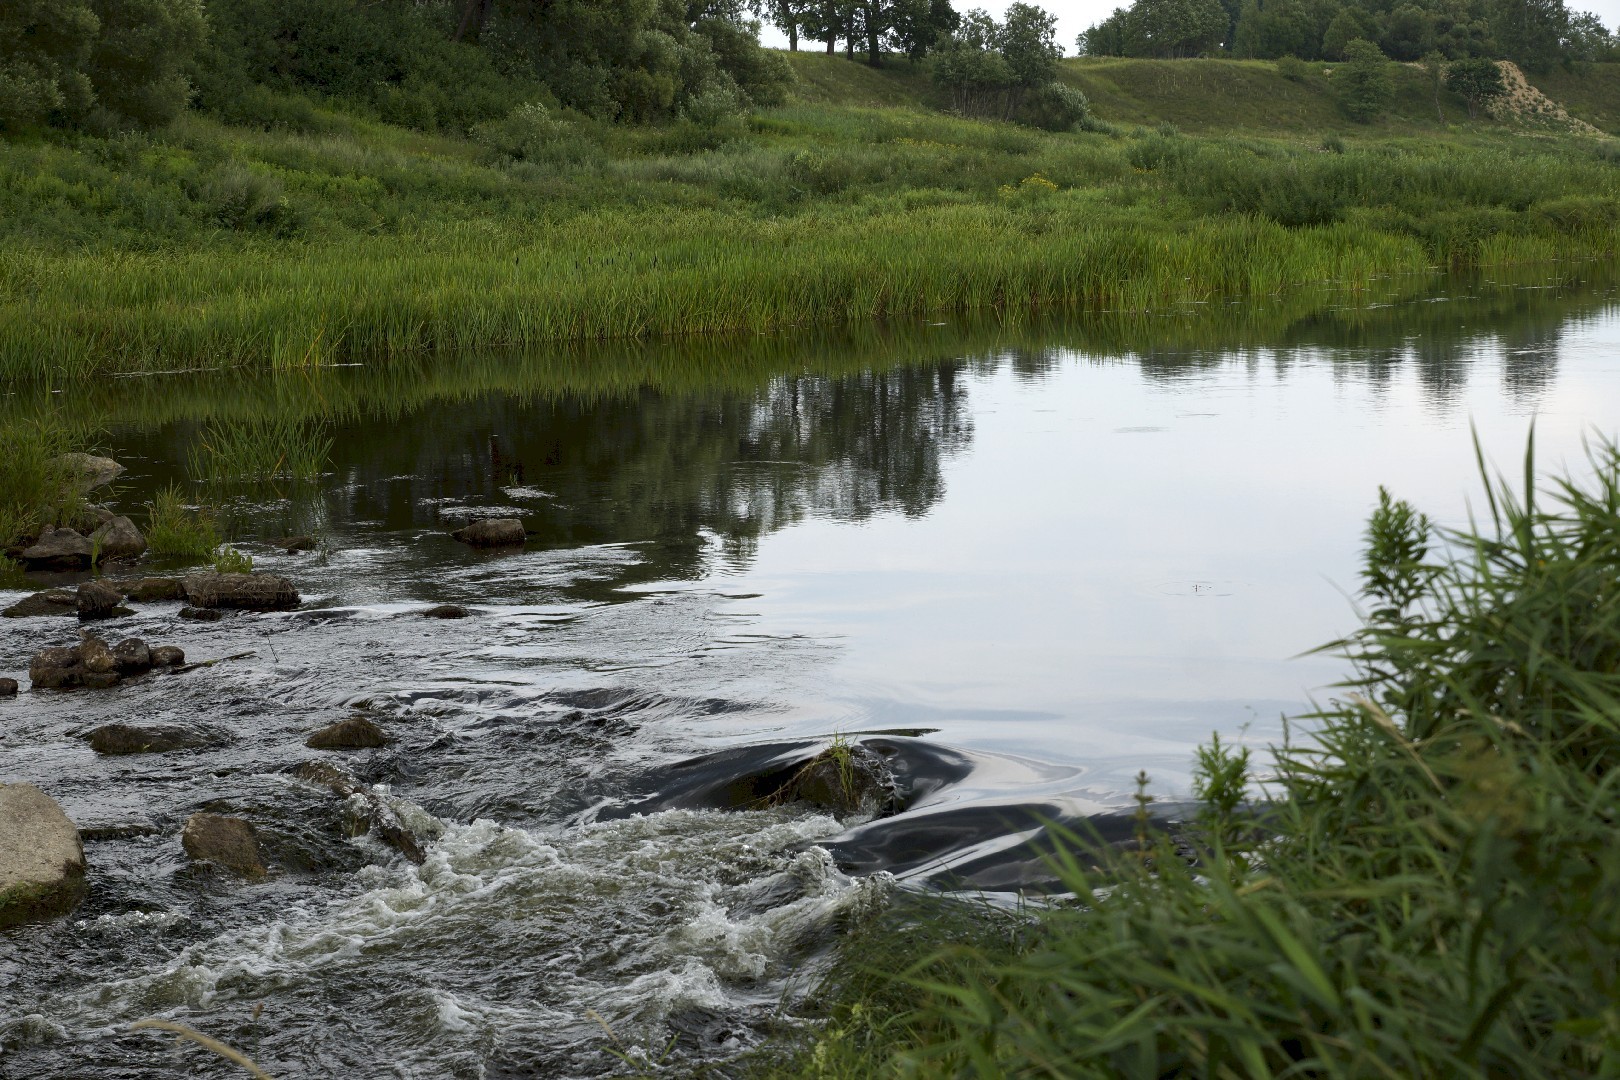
[1489, 61, 1603, 135]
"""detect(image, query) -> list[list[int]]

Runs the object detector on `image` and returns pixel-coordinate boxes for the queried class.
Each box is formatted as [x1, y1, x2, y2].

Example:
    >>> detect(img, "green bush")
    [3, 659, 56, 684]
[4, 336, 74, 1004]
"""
[1019, 80, 1091, 131]
[1337, 39, 1394, 122]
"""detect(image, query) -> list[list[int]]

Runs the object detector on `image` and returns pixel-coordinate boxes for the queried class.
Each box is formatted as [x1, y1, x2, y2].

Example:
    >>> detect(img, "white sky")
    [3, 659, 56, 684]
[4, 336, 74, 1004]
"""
[758, 0, 1619, 55]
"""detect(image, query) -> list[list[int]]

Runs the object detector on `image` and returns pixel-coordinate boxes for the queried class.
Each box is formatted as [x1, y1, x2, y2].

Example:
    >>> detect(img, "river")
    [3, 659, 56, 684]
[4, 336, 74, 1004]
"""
[3, 267, 1620, 1077]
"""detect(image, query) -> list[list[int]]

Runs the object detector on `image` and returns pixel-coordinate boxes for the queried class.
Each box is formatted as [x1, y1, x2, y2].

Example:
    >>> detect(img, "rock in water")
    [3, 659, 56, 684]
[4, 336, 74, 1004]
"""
[783, 743, 896, 817]
[19, 527, 93, 569]
[276, 536, 316, 553]
[29, 646, 83, 690]
[0, 679, 17, 697]
[3, 590, 78, 618]
[182, 572, 300, 611]
[77, 580, 125, 619]
[178, 606, 224, 622]
[422, 604, 471, 619]
[121, 577, 184, 602]
[110, 638, 151, 673]
[305, 716, 388, 750]
[88, 724, 210, 755]
[150, 645, 185, 667]
[181, 813, 265, 877]
[89, 516, 146, 561]
[78, 632, 115, 673]
[0, 783, 87, 925]
[450, 519, 526, 548]
[55, 453, 125, 491]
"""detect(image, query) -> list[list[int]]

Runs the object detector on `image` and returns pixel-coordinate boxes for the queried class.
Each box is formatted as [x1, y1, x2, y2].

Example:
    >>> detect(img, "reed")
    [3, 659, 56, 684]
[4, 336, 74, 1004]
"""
[144, 484, 221, 562]
[759, 435, 1620, 1077]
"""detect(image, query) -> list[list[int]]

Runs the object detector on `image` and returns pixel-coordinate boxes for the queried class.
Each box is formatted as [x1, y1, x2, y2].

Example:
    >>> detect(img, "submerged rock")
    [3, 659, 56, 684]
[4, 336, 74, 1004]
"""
[422, 604, 471, 619]
[450, 518, 526, 548]
[0, 784, 86, 925]
[89, 516, 146, 561]
[306, 716, 388, 750]
[150, 645, 185, 667]
[182, 572, 300, 611]
[0, 679, 17, 697]
[121, 577, 184, 602]
[781, 742, 896, 817]
[77, 580, 126, 619]
[19, 527, 93, 569]
[88, 723, 212, 755]
[293, 761, 426, 864]
[28, 646, 83, 690]
[178, 606, 224, 622]
[3, 590, 77, 618]
[180, 813, 265, 878]
[276, 536, 316, 553]
[56, 453, 125, 491]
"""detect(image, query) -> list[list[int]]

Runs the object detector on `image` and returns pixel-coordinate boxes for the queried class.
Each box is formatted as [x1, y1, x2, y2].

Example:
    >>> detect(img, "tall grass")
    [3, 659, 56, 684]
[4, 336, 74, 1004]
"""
[145, 484, 220, 562]
[0, 98, 1616, 379]
[762, 435, 1620, 1077]
[186, 417, 333, 484]
[0, 420, 74, 547]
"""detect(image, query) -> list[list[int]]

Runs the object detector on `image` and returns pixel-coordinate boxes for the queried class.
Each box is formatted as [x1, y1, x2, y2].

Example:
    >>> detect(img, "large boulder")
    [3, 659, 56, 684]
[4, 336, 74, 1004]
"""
[180, 813, 265, 877]
[182, 572, 300, 612]
[90, 516, 146, 561]
[150, 645, 185, 668]
[19, 527, 93, 569]
[0, 784, 87, 925]
[88, 724, 212, 755]
[77, 580, 127, 619]
[782, 742, 896, 817]
[305, 716, 388, 750]
[451, 519, 526, 548]
[3, 589, 77, 618]
[110, 638, 151, 674]
[56, 453, 125, 491]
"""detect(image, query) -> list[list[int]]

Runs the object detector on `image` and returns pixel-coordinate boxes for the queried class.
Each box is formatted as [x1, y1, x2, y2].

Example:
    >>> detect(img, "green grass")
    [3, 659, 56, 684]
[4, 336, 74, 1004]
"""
[2, 92, 1618, 379]
[754, 435, 1620, 1077]
[144, 484, 221, 562]
[0, 420, 75, 548]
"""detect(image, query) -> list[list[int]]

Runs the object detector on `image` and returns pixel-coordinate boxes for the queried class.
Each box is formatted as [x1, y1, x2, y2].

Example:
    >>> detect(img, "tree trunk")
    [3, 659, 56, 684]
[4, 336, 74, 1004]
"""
[865, 3, 881, 66]
[790, 26, 799, 50]
[454, 0, 495, 42]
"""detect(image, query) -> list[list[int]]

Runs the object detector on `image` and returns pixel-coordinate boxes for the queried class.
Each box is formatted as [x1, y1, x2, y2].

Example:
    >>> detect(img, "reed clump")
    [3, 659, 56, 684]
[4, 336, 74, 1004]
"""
[761, 435, 1620, 1077]
[145, 484, 221, 562]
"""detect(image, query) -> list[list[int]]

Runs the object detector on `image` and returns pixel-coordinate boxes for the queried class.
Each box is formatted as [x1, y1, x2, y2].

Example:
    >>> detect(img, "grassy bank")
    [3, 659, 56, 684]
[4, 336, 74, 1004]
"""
[755, 439, 1620, 1076]
[3, 59, 1620, 379]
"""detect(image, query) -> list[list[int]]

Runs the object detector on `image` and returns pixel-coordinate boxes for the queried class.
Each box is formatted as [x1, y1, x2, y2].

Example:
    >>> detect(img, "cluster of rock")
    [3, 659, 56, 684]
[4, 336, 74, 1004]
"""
[6, 455, 146, 571]
[29, 631, 184, 690]
[5, 572, 300, 622]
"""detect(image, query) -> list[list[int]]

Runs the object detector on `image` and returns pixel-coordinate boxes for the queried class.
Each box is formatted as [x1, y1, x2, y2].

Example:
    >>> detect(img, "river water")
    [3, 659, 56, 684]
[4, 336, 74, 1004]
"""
[3, 269, 1620, 1077]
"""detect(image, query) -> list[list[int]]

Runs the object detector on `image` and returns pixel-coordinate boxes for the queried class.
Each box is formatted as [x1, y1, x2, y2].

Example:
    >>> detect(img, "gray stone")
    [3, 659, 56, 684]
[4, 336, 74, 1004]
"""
[89, 516, 146, 561]
[77, 580, 125, 619]
[78, 632, 115, 673]
[450, 518, 526, 548]
[422, 604, 471, 619]
[180, 813, 265, 877]
[19, 527, 93, 569]
[111, 638, 151, 673]
[178, 606, 224, 622]
[0, 678, 17, 696]
[56, 453, 125, 490]
[0, 783, 86, 925]
[28, 646, 82, 690]
[121, 577, 184, 602]
[182, 572, 300, 612]
[305, 716, 388, 750]
[88, 724, 208, 755]
[3, 589, 77, 618]
[150, 645, 185, 667]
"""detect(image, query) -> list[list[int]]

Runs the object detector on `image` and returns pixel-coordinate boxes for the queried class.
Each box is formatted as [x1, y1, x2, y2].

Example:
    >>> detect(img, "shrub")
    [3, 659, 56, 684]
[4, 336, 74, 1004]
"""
[213, 545, 253, 573]
[1337, 39, 1394, 122]
[1019, 81, 1091, 132]
[1275, 54, 1310, 82]
[192, 163, 299, 234]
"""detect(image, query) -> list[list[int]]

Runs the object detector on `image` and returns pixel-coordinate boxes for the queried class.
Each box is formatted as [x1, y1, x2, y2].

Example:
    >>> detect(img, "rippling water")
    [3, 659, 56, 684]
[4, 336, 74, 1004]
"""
[4, 270, 1620, 1077]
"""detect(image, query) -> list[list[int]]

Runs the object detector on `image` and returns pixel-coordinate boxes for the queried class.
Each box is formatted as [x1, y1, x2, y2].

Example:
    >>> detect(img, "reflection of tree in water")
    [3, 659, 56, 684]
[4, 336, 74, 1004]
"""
[295, 363, 973, 583]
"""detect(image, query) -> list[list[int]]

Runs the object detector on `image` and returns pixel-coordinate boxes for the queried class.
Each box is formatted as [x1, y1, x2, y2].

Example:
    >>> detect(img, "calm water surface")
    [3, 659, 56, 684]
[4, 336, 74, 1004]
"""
[3, 271, 1620, 1077]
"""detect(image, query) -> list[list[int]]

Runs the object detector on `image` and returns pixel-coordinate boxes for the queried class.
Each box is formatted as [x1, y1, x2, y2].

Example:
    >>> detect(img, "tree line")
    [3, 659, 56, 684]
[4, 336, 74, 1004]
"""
[1081, 0, 1615, 71]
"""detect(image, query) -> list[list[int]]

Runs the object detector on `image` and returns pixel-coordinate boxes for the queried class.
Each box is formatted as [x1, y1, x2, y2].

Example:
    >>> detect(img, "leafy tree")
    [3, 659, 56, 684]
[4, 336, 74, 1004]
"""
[1126, 0, 1229, 56]
[1337, 36, 1393, 121]
[1079, 9, 1132, 54]
[0, 0, 98, 131]
[999, 3, 1063, 89]
[1489, 0, 1569, 71]
[888, 0, 960, 61]
[86, 0, 207, 128]
[932, 5, 1059, 118]
[1422, 48, 1447, 119]
[1446, 53, 1506, 115]
[1320, 7, 1367, 58]
[1383, 3, 1438, 59]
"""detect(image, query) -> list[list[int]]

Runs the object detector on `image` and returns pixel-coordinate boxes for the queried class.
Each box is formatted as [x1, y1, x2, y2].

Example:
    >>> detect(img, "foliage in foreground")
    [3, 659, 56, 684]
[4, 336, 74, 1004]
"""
[764, 435, 1620, 1077]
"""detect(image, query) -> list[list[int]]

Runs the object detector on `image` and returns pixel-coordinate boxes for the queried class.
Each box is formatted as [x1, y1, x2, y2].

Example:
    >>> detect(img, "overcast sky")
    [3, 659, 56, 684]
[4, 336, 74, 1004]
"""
[758, 0, 1619, 55]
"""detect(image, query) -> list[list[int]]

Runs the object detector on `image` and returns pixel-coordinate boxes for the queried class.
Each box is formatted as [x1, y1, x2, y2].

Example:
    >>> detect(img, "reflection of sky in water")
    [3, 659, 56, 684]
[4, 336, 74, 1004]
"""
[699, 307, 1620, 792]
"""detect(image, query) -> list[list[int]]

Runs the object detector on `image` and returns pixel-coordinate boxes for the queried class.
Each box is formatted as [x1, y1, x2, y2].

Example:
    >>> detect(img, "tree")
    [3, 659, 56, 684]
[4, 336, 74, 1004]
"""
[1125, 0, 1229, 57]
[1383, 4, 1437, 59]
[1320, 7, 1365, 59]
[86, 0, 207, 128]
[1446, 54, 1506, 115]
[1422, 49, 1446, 120]
[932, 4, 1059, 118]
[1490, 0, 1570, 72]
[1337, 37, 1393, 121]
[0, 0, 99, 131]
[888, 0, 959, 61]
[1079, 9, 1131, 54]
[998, 3, 1062, 90]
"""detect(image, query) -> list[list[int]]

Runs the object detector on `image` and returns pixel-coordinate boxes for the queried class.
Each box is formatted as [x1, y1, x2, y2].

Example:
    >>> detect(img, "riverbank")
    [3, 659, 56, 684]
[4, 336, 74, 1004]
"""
[751, 440, 1620, 1076]
[4, 67, 1620, 380]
